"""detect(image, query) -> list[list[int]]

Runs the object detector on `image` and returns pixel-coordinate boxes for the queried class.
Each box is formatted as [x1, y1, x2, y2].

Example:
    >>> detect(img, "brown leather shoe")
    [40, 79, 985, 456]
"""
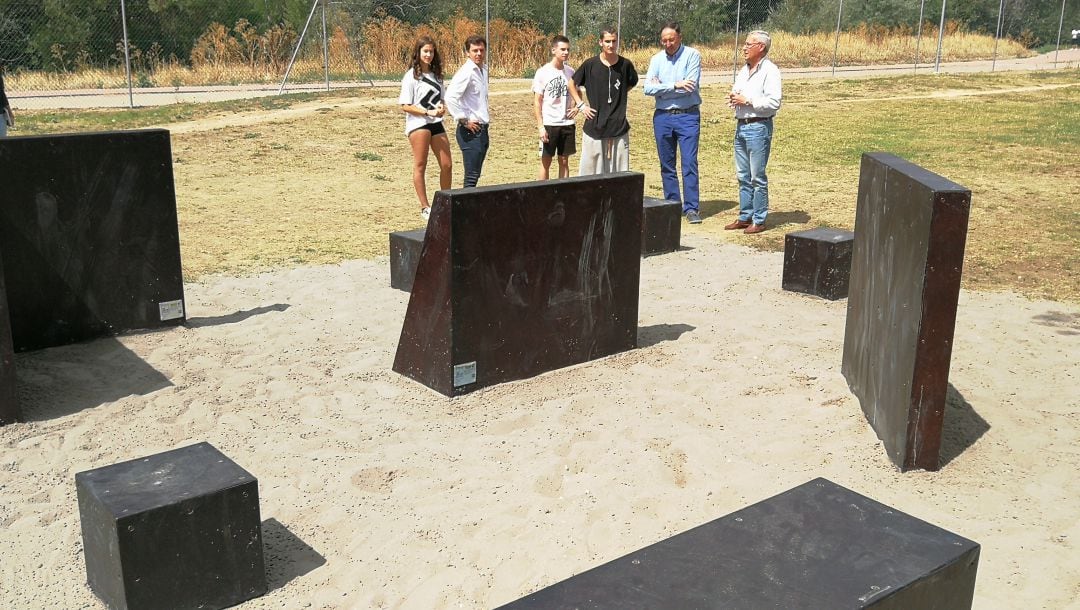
[724, 219, 751, 230]
[743, 223, 766, 234]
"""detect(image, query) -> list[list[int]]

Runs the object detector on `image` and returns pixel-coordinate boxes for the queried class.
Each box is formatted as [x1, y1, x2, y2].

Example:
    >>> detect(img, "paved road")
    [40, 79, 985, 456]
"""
[10, 48, 1079, 110]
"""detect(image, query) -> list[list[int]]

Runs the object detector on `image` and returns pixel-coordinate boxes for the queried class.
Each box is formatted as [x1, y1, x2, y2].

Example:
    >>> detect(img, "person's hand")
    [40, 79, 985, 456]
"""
[434, 103, 446, 118]
[538, 126, 548, 142]
[729, 92, 749, 107]
[581, 105, 597, 120]
[675, 79, 697, 92]
[567, 106, 579, 119]
[466, 119, 481, 133]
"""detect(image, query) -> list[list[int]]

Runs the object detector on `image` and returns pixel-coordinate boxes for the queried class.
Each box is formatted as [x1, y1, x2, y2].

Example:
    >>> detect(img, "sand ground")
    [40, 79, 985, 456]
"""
[2, 233, 1078, 608]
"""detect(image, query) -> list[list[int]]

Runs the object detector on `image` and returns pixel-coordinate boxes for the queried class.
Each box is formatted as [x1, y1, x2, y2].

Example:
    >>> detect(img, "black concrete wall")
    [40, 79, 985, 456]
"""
[394, 173, 644, 396]
[0, 252, 17, 425]
[842, 152, 971, 472]
[0, 129, 186, 353]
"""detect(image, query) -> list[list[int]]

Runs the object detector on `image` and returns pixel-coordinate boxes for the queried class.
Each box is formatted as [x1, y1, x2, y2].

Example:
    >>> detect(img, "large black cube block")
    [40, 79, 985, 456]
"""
[782, 227, 855, 300]
[0, 129, 186, 353]
[641, 197, 681, 256]
[498, 478, 979, 609]
[394, 173, 643, 396]
[75, 442, 267, 610]
[389, 228, 426, 292]
[0, 252, 18, 425]
[843, 153, 971, 472]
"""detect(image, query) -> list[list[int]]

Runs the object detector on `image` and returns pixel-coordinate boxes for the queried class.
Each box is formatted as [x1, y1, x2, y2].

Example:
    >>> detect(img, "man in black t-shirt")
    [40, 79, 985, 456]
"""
[572, 27, 639, 175]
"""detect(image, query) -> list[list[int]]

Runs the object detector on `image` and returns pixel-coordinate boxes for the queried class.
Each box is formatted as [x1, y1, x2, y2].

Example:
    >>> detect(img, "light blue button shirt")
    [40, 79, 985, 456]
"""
[643, 45, 702, 110]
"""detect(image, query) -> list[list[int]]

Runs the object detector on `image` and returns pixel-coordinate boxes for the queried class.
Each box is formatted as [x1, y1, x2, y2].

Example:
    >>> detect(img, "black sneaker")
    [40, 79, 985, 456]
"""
[685, 210, 702, 224]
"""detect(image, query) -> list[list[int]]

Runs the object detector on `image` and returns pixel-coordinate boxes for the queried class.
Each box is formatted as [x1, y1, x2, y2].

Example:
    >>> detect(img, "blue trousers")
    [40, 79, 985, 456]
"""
[652, 110, 700, 213]
[733, 118, 774, 225]
[456, 123, 489, 188]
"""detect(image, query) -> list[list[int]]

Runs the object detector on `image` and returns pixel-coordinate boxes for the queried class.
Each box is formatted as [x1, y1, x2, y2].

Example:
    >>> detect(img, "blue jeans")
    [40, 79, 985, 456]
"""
[456, 123, 489, 188]
[734, 118, 774, 225]
[652, 110, 700, 214]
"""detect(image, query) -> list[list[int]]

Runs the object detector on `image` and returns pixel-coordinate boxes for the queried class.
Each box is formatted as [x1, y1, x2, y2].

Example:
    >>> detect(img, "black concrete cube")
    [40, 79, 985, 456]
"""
[389, 228, 426, 292]
[498, 478, 979, 609]
[782, 227, 855, 300]
[75, 442, 267, 610]
[641, 197, 681, 256]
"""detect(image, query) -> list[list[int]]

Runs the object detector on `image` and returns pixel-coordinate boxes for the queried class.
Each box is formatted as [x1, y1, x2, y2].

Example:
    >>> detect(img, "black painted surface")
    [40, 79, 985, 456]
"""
[842, 153, 971, 472]
[75, 442, 267, 610]
[0, 129, 186, 353]
[0, 252, 18, 425]
[641, 197, 681, 256]
[782, 227, 855, 300]
[394, 173, 643, 396]
[497, 478, 979, 609]
[389, 228, 426, 292]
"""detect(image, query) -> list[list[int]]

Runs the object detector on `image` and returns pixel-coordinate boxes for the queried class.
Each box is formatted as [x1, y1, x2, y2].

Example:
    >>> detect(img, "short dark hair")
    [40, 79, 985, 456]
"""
[464, 35, 487, 51]
[600, 27, 617, 39]
[551, 34, 570, 47]
[660, 22, 681, 35]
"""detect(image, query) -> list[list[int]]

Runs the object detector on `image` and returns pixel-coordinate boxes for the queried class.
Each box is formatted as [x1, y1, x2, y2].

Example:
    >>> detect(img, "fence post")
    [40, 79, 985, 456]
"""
[617, 0, 622, 52]
[732, 0, 742, 79]
[992, 0, 1004, 71]
[1054, 0, 1066, 66]
[915, 0, 926, 72]
[120, 0, 133, 108]
[321, 0, 329, 91]
[278, 0, 321, 94]
[832, 0, 844, 76]
[562, 0, 567, 35]
[934, 0, 947, 73]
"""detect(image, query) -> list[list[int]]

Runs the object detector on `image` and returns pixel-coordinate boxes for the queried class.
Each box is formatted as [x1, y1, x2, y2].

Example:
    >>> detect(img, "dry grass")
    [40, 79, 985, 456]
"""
[14, 70, 1079, 303]
[7, 18, 1034, 91]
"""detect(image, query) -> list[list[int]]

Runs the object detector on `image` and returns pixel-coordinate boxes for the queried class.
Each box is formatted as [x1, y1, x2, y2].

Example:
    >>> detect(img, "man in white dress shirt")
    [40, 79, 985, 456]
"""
[444, 35, 490, 188]
[725, 30, 782, 235]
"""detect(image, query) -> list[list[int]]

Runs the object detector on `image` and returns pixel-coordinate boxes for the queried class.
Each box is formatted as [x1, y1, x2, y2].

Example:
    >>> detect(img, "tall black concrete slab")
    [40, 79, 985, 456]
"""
[394, 173, 643, 396]
[498, 478, 980, 609]
[842, 152, 971, 471]
[0, 251, 18, 425]
[0, 129, 186, 353]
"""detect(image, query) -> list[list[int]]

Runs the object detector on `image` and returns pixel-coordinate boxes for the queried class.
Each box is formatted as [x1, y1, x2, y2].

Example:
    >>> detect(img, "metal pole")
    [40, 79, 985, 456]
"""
[992, 0, 1004, 72]
[1054, 0, 1066, 66]
[934, 0, 947, 73]
[278, 0, 321, 94]
[915, 0, 926, 72]
[617, 0, 622, 52]
[485, 0, 490, 71]
[732, 0, 742, 78]
[832, 0, 844, 76]
[562, 0, 567, 36]
[321, 0, 329, 91]
[120, 0, 133, 108]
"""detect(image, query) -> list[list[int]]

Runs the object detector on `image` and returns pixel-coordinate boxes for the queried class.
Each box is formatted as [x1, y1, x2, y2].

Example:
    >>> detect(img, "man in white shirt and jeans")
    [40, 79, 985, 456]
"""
[726, 30, 782, 235]
[445, 35, 490, 188]
[532, 35, 588, 180]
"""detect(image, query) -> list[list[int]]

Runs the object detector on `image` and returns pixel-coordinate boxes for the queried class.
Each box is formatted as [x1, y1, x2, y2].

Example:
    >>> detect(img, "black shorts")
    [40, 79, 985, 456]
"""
[541, 124, 576, 157]
[410, 121, 447, 137]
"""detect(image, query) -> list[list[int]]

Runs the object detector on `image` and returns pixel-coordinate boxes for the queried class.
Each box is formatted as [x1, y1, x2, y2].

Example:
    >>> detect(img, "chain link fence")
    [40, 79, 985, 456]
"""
[1, 0, 1076, 104]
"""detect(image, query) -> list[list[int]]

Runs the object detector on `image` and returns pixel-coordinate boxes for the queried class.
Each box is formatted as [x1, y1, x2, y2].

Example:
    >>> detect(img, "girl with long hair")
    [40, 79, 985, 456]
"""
[398, 36, 452, 221]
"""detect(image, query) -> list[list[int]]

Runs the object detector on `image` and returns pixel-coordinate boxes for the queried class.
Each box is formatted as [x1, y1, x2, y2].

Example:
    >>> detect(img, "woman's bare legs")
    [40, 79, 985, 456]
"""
[408, 128, 432, 210]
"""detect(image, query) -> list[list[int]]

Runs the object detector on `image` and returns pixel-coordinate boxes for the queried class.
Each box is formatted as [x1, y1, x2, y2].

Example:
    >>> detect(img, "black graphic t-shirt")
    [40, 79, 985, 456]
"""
[572, 55, 639, 139]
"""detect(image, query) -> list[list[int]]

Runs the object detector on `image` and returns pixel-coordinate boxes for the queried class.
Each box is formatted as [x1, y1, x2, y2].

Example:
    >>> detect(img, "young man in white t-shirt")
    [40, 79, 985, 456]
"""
[532, 35, 587, 180]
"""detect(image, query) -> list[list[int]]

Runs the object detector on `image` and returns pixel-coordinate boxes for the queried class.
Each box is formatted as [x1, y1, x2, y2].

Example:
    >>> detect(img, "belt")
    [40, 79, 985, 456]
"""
[657, 105, 699, 115]
[737, 116, 773, 124]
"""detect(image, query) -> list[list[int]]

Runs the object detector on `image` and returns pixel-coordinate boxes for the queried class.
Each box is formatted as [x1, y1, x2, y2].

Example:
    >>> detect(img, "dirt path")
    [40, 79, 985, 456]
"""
[160, 80, 1078, 135]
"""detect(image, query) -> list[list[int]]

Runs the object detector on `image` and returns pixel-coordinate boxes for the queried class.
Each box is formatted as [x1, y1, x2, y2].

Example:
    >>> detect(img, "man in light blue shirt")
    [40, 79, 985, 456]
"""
[644, 22, 703, 224]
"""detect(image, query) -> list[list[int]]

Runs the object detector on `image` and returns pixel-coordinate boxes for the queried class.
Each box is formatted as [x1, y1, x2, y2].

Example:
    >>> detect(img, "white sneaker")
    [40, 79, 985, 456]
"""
[420, 207, 431, 221]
